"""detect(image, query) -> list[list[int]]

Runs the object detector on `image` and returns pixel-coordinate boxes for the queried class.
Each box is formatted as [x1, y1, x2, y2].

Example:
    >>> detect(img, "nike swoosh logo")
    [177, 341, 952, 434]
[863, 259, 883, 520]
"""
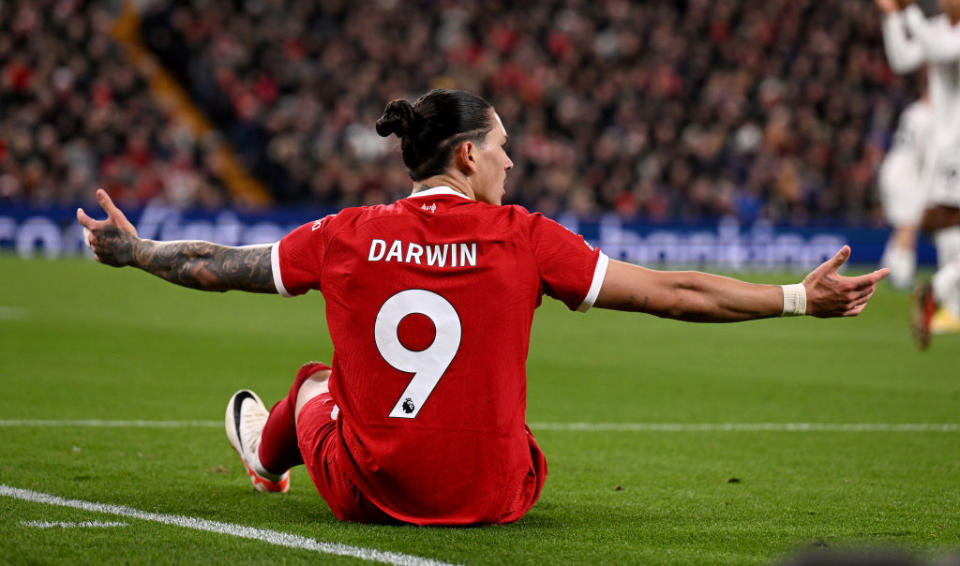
[233, 391, 254, 453]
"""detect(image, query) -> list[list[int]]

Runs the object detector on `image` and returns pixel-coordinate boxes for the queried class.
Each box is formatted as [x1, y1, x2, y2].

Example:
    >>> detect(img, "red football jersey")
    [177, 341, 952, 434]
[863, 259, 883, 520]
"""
[272, 186, 608, 524]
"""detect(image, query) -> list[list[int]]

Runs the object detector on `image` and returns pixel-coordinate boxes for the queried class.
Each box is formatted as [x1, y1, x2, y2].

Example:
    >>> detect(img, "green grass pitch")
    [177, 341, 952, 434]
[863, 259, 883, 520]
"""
[0, 255, 958, 565]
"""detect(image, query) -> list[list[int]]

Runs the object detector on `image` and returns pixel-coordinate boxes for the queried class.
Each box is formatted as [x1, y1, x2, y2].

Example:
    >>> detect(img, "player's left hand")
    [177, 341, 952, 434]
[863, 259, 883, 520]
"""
[802, 246, 889, 318]
[77, 188, 139, 267]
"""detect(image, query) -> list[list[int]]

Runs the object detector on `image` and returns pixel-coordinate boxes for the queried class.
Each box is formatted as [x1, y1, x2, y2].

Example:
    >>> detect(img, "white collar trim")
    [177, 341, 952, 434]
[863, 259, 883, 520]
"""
[407, 186, 472, 200]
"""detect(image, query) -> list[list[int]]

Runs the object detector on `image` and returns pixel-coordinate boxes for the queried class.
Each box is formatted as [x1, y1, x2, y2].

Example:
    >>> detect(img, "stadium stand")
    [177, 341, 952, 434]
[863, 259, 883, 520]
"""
[1, 0, 923, 225]
[0, 0, 236, 209]
[138, 0, 920, 224]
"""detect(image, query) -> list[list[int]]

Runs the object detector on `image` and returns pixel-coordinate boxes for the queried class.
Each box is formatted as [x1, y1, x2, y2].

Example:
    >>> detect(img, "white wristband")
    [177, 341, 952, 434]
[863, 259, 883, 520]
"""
[781, 283, 807, 316]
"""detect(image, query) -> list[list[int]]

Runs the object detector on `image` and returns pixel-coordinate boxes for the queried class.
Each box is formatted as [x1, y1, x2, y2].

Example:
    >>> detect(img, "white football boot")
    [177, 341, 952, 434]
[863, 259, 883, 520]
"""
[225, 390, 290, 493]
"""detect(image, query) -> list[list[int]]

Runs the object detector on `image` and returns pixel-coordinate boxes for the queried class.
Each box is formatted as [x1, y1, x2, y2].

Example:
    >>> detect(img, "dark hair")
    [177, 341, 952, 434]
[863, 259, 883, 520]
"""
[376, 89, 494, 181]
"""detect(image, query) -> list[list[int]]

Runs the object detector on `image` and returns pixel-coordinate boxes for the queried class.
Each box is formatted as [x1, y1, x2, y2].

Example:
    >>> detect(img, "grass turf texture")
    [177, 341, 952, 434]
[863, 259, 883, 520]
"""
[0, 255, 958, 565]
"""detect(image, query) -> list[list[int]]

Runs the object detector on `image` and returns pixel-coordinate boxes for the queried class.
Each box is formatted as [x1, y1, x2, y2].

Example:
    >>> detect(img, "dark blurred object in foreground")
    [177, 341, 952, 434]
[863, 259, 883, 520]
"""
[780, 547, 960, 566]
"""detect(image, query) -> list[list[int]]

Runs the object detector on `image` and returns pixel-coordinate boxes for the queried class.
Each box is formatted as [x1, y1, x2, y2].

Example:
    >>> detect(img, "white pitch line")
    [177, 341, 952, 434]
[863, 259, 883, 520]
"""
[528, 422, 960, 432]
[0, 306, 29, 321]
[0, 419, 221, 428]
[21, 520, 127, 528]
[0, 420, 958, 432]
[0, 485, 457, 566]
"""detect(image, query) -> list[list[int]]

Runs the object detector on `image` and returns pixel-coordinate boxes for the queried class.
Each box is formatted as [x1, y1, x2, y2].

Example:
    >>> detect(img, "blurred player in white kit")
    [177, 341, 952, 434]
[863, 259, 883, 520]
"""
[879, 0, 960, 347]
[878, 95, 932, 290]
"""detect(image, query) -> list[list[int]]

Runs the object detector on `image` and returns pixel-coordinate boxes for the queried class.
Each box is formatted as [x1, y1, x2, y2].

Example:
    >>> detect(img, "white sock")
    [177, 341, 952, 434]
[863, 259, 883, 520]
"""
[881, 241, 916, 290]
[933, 227, 960, 315]
[933, 255, 960, 316]
[934, 226, 960, 270]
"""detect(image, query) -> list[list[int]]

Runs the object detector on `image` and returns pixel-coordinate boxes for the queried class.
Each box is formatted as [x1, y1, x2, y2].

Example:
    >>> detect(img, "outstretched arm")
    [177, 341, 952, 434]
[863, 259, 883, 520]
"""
[879, 4, 926, 73]
[902, 4, 960, 64]
[594, 247, 888, 322]
[77, 189, 277, 293]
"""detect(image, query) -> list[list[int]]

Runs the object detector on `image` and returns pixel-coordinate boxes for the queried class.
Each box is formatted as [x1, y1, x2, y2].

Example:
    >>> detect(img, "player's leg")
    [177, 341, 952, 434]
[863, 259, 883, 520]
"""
[224, 361, 330, 492]
[295, 372, 331, 421]
[913, 146, 960, 347]
[924, 151, 960, 322]
[914, 205, 960, 348]
[294, 373, 396, 523]
[882, 224, 919, 290]
[878, 153, 923, 290]
[260, 362, 331, 471]
[926, 206, 960, 328]
[931, 241, 960, 332]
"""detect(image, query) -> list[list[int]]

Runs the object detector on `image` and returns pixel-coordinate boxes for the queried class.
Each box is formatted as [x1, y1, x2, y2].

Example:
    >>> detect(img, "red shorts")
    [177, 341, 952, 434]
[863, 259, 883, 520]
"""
[296, 391, 547, 525]
[296, 392, 397, 523]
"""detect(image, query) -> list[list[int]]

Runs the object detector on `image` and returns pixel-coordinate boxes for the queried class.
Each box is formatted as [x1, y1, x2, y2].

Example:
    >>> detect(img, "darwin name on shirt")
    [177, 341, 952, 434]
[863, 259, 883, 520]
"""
[368, 239, 478, 268]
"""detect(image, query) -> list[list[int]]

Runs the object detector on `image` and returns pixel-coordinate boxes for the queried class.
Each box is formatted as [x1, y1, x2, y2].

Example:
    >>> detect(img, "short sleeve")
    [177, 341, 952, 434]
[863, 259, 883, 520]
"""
[273, 215, 334, 297]
[527, 213, 608, 312]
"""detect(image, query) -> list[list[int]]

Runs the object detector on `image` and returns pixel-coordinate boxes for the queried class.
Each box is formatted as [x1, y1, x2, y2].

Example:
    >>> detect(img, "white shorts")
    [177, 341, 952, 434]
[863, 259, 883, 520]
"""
[879, 151, 925, 226]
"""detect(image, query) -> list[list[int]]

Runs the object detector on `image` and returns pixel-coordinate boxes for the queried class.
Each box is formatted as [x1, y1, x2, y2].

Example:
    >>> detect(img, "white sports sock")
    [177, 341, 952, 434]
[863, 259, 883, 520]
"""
[934, 226, 960, 270]
[933, 227, 960, 315]
[881, 241, 916, 290]
[933, 255, 960, 316]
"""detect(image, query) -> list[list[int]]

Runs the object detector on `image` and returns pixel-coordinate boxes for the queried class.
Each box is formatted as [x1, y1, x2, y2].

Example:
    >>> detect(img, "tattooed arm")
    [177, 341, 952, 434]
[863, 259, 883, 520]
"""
[77, 189, 276, 294]
[98, 229, 275, 293]
[594, 247, 888, 321]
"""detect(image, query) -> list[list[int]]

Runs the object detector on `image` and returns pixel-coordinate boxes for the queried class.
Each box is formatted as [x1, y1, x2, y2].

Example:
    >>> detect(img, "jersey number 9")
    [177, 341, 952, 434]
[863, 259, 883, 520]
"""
[374, 289, 462, 419]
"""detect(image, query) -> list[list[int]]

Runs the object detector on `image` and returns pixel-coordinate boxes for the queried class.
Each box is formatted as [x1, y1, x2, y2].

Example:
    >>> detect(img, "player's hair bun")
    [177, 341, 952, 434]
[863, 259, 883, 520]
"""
[376, 99, 420, 138]
[377, 89, 493, 180]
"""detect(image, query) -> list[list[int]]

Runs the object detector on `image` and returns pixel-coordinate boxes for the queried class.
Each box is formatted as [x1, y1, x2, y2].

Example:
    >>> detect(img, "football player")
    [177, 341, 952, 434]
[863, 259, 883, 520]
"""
[879, 95, 932, 290]
[78, 89, 888, 525]
[879, 0, 960, 345]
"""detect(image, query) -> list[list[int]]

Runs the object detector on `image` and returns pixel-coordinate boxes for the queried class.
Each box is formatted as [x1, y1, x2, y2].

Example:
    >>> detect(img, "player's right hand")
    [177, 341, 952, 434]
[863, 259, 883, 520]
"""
[77, 188, 139, 267]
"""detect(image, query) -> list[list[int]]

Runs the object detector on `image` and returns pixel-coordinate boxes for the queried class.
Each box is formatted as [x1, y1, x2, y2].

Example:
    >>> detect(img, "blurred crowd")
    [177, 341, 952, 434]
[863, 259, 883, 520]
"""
[140, 0, 920, 224]
[3, 0, 923, 224]
[0, 0, 227, 210]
